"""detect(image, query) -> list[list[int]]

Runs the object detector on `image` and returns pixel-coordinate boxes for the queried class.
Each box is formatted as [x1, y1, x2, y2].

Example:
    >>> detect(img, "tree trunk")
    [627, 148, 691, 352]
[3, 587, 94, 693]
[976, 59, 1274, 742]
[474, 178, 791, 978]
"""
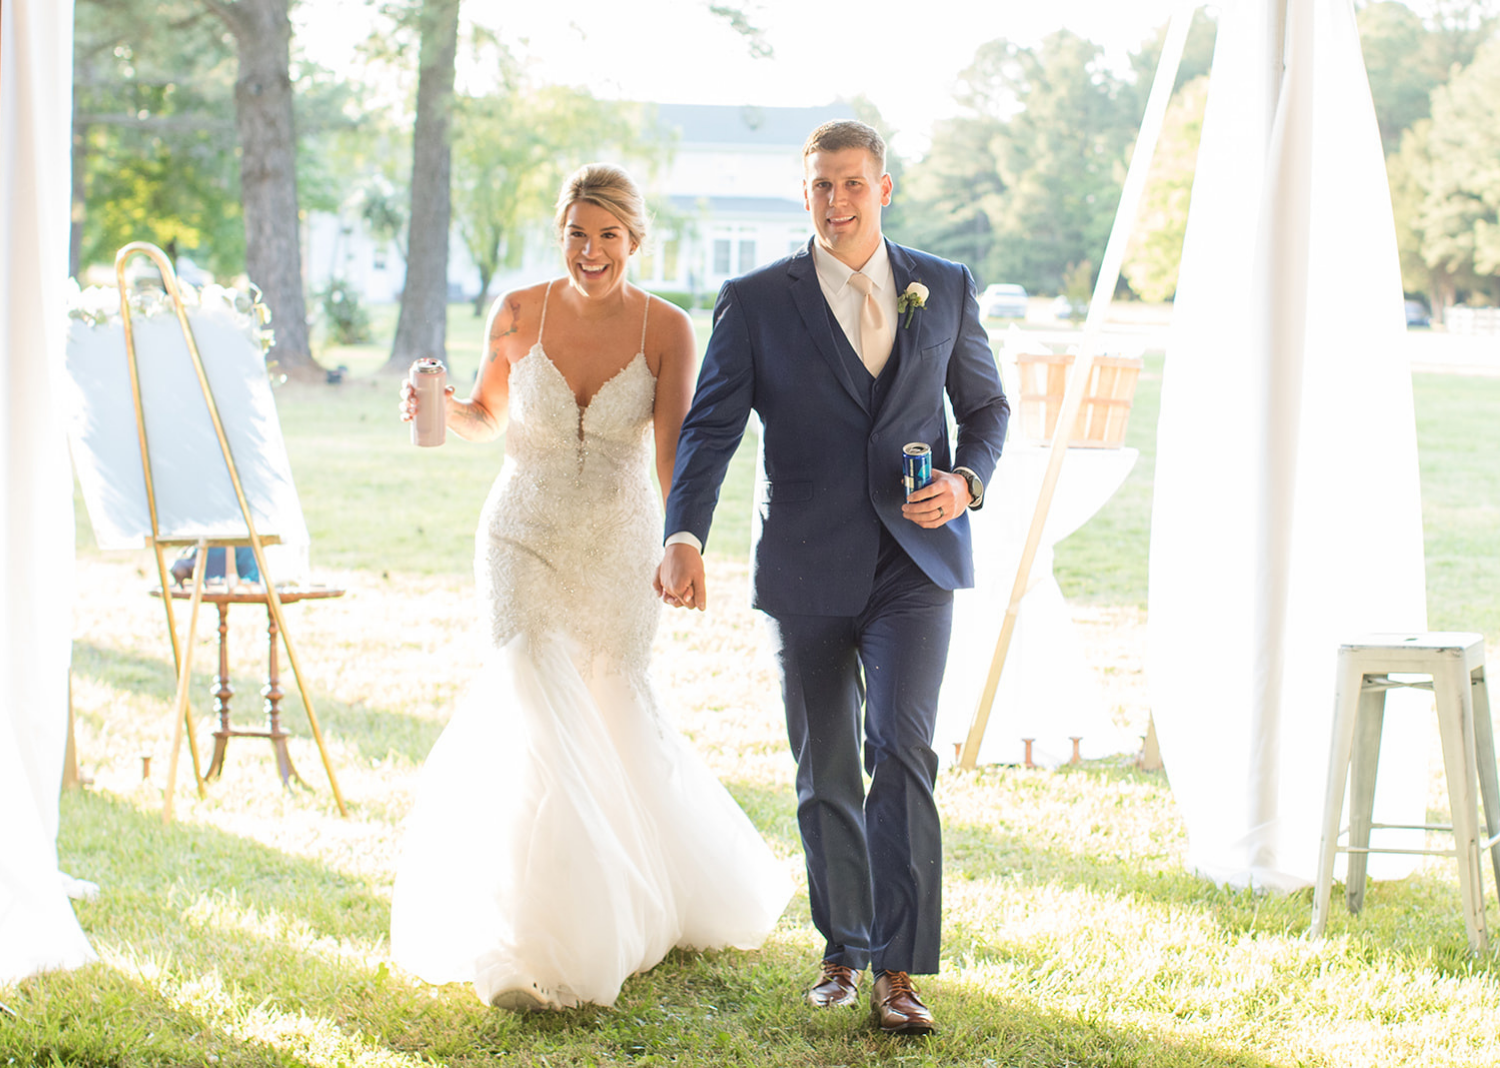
[1431, 272, 1454, 328]
[472, 269, 492, 317]
[383, 0, 460, 373]
[208, 0, 319, 377]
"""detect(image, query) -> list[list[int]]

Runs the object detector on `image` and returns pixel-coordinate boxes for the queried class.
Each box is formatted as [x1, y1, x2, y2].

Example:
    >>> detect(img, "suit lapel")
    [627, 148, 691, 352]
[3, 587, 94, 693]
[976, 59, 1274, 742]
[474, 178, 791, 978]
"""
[788, 242, 871, 414]
[878, 241, 924, 428]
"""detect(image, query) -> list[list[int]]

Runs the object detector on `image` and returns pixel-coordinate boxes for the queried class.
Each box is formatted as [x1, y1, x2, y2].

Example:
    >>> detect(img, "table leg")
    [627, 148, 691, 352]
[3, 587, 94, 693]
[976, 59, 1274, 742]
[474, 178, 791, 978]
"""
[264, 605, 306, 788]
[205, 600, 233, 780]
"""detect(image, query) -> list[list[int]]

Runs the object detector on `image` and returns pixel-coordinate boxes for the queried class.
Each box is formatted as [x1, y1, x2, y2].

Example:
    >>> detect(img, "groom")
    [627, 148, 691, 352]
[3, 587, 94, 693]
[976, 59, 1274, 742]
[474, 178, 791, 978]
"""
[656, 120, 1008, 1035]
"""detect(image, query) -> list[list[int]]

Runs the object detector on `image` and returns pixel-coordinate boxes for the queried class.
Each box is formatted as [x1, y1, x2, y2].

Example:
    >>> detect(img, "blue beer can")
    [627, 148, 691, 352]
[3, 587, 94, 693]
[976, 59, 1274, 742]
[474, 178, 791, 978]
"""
[902, 442, 932, 499]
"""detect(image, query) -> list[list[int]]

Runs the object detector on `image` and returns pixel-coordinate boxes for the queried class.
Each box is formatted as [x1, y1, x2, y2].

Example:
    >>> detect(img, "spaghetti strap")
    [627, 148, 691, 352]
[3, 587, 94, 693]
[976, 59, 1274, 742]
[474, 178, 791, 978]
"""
[638, 293, 651, 353]
[538, 279, 555, 344]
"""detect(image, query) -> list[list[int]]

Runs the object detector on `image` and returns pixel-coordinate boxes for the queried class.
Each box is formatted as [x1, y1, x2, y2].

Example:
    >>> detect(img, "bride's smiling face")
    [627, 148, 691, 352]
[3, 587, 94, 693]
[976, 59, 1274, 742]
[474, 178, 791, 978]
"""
[562, 201, 637, 297]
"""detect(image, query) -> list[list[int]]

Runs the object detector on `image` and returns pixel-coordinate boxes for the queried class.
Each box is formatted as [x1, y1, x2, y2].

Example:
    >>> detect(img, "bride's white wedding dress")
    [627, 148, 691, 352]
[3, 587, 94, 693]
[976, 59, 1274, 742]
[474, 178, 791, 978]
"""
[390, 288, 791, 1009]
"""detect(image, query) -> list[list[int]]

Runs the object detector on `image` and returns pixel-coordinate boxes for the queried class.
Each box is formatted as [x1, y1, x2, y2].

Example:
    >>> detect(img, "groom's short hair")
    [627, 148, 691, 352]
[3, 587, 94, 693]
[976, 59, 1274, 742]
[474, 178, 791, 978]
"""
[802, 120, 887, 174]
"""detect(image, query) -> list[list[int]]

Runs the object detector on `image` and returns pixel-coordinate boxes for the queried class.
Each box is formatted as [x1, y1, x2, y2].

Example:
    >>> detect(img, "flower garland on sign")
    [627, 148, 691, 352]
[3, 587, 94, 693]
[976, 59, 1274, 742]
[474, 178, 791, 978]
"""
[66, 278, 277, 357]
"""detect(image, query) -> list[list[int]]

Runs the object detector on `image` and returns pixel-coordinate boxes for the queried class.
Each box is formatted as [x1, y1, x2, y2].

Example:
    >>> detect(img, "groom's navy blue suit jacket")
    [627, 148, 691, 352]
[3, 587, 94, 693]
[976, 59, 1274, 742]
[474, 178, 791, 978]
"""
[665, 238, 1010, 617]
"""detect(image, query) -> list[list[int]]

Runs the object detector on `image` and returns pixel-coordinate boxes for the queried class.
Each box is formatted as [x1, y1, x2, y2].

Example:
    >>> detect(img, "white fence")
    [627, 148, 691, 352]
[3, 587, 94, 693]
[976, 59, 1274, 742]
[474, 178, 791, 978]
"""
[1444, 306, 1500, 336]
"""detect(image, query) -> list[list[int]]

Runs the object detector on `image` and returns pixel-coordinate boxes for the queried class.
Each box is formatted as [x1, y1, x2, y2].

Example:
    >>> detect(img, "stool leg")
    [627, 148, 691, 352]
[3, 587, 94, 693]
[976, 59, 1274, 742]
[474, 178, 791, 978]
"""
[1312, 652, 1364, 939]
[1470, 665, 1500, 906]
[1435, 656, 1488, 953]
[1345, 684, 1388, 914]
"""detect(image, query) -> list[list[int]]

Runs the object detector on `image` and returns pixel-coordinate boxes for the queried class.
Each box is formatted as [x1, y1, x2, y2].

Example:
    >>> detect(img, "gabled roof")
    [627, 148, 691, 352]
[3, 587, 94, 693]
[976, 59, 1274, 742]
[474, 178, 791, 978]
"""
[650, 102, 861, 148]
[668, 194, 805, 216]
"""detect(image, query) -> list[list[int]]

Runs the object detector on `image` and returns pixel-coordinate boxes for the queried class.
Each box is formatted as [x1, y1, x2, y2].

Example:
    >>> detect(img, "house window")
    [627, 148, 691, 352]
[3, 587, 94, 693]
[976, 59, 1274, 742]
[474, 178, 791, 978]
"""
[713, 238, 732, 275]
[788, 237, 806, 256]
[738, 239, 757, 273]
[662, 239, 679, 282]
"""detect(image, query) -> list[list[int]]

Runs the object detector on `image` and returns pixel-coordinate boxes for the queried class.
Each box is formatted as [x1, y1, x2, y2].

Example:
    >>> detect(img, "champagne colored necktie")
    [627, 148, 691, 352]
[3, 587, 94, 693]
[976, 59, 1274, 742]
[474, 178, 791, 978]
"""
[847, 272, 891, 378]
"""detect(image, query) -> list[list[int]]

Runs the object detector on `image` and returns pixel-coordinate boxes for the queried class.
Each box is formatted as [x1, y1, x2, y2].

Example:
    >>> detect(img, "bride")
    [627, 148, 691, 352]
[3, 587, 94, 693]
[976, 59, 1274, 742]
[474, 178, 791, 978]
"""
[391, 163, 791, 1012]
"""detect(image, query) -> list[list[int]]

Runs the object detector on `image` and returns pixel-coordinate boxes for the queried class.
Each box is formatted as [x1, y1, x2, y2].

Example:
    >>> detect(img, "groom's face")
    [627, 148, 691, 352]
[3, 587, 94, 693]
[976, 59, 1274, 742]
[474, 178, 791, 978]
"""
[803, 147, 892, 269]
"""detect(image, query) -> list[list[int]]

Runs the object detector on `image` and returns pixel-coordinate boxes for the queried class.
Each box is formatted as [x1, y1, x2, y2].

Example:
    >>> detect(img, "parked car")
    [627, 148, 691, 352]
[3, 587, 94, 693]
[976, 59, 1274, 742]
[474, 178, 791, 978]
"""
[980, 283, 1029, 319]
[1404, 299, 1430, 328]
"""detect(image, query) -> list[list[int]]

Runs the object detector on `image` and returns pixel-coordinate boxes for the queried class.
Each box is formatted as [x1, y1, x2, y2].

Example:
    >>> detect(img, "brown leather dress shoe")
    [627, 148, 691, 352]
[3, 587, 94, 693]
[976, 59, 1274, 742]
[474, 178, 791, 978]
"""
[870, 970, 936, 1035]
[807, 960, 860, 1007]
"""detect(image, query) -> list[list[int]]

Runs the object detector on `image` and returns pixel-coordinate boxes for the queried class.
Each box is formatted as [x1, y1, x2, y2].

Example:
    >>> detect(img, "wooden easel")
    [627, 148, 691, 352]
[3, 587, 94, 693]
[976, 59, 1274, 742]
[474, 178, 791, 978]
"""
[114, 242, 347, 820]
[958, 3, 1196, 769]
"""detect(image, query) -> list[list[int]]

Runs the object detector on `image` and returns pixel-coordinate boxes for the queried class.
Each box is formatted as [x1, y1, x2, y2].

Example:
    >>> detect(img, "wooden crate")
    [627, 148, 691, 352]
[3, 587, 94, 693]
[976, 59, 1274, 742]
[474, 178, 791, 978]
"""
[1014, 352, 1142, 448]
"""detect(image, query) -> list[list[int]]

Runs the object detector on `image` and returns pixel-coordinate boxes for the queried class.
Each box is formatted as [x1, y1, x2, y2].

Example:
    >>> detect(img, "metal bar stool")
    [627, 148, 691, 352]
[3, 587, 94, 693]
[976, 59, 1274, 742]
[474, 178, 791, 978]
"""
[1310, 633, 1500, 952]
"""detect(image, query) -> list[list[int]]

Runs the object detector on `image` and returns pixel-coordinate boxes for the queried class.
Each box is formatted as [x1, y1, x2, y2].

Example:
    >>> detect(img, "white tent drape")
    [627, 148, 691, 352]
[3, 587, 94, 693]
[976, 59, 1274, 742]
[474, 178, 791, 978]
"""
[1148, 0, 1429, 891]
[1, 0, 95, 983]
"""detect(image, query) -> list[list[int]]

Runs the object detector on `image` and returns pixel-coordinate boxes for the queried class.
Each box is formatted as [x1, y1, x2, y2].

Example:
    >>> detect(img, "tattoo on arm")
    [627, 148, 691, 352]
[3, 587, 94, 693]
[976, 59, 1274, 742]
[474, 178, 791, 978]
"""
[482, 299, 521, 366]
[498, 299, 520, 337]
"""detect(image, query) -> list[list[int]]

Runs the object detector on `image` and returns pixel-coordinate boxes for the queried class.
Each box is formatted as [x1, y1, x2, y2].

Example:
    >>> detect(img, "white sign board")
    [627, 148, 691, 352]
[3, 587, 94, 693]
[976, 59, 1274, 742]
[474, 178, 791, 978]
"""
[62, 285, 309, 553]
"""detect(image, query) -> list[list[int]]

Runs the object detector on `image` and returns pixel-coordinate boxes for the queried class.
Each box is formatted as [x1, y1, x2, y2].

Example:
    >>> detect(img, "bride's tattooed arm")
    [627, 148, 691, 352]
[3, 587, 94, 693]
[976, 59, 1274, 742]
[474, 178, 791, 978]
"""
[448, 294, 524, 442]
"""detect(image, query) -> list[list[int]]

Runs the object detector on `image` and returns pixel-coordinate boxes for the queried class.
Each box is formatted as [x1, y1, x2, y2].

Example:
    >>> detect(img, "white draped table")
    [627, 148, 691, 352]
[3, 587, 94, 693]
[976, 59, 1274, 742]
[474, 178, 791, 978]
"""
[936, 443, 1142, 768]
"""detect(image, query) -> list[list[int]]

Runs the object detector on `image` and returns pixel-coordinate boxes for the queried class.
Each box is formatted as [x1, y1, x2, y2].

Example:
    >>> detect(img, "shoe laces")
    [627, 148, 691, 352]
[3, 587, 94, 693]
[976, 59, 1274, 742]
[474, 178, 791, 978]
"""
[880, 970, 917, 998]
[821, 961, 856, 983]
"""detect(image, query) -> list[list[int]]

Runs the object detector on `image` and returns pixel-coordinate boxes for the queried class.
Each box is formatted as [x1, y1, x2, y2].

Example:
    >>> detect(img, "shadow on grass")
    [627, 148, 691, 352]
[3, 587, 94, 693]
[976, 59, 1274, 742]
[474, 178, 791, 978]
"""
[33, 786, 1309, 1066]
[71, 639, 445, 765]
[942, 763, 1500, 980]
[1, 965, 322, 1068]
[478, 944, 1303, 1068]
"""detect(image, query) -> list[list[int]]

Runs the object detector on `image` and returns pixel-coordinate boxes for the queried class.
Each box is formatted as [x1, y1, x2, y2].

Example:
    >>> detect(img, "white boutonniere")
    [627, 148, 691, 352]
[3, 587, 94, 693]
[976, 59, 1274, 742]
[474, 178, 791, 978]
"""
[897, 282, 928, 329]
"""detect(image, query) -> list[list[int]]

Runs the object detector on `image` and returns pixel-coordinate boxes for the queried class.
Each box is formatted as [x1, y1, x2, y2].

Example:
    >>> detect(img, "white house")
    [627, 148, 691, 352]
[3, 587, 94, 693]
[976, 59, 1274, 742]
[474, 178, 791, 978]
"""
[636, 102, 858, 303]
[303, 101, 860, 309]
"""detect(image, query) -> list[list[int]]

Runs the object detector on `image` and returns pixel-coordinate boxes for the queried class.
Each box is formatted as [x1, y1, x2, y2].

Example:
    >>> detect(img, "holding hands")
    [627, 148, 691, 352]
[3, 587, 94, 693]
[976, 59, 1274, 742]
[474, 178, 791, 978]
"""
[655, 542, 707, 611]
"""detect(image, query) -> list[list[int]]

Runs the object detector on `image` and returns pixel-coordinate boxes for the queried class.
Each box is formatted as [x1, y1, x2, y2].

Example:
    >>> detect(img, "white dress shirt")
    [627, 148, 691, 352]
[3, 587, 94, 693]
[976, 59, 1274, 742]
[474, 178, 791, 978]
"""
[811, 239, 897, 375]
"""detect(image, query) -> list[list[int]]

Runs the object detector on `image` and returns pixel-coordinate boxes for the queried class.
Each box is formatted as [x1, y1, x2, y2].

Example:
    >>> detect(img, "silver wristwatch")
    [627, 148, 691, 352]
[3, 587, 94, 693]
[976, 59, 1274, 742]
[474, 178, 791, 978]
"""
[953, 466, 985, 510]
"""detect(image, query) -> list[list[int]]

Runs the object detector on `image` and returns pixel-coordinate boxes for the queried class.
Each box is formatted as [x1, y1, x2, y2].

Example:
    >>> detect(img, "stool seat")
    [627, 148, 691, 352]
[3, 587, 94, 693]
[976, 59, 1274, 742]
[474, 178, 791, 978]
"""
[1310, 632, 1499, 952]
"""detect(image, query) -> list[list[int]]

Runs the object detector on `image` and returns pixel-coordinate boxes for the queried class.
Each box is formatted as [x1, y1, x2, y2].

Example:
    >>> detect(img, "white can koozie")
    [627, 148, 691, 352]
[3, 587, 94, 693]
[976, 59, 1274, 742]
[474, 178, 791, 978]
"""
[410, 358, 447, 447]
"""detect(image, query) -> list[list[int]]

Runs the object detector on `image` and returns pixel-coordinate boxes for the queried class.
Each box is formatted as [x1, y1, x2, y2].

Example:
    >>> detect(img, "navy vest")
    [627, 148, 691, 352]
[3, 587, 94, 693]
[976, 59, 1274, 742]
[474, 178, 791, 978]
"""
[824, 301, 900, 414]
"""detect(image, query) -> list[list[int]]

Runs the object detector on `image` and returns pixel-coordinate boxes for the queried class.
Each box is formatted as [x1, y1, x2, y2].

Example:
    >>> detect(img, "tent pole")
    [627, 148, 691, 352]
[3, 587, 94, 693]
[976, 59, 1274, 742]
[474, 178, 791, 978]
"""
[958, 2, 1200, 771]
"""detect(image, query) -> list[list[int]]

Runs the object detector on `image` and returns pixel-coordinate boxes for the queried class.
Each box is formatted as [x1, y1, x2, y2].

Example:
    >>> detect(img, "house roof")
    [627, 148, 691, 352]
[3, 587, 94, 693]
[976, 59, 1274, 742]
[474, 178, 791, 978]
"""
[668, 194, 807, 218]
[651, 103, 860, 148]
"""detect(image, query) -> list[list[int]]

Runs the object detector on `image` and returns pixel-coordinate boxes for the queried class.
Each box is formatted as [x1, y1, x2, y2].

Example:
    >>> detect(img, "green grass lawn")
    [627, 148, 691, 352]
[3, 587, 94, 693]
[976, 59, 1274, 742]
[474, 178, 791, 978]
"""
[12, 304, 1500, 1066]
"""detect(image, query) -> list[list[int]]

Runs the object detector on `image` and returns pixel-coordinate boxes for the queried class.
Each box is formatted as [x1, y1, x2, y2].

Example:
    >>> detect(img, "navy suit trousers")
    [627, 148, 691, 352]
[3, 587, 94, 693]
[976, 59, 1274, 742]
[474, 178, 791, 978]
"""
[764, 527, 952, 975]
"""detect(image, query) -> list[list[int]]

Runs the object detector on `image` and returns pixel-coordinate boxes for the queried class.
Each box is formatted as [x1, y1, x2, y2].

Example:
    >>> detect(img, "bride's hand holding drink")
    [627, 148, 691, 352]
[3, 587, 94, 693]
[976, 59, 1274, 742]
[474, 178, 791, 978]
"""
[399, 358, 453, 447]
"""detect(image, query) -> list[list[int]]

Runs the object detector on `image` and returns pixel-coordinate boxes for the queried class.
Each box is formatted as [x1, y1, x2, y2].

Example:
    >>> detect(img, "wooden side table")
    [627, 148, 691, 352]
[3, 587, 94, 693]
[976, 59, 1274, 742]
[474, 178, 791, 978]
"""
[152, 583, 345, 787]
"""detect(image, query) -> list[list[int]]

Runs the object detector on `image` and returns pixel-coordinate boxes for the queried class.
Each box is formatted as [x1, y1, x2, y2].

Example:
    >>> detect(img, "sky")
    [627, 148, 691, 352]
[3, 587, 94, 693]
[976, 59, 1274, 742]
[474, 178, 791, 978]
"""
[294, 0, 1189, 156]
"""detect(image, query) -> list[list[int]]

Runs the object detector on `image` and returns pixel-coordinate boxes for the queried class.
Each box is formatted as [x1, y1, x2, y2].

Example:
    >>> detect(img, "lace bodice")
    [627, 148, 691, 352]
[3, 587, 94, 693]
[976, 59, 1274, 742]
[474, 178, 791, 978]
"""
[475, 287, 660, 672]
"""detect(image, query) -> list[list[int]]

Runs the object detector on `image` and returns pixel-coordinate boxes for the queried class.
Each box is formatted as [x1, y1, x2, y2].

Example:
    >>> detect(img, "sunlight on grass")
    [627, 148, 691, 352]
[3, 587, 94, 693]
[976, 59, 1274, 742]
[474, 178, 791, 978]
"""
[24, 551, 1500, 1066]
[10, 312, 1500, 1066]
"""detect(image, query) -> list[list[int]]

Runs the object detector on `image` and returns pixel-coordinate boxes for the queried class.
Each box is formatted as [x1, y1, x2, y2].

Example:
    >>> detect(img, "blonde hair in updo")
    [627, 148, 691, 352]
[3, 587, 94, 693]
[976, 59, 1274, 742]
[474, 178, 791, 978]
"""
[554, 163, 648, 252]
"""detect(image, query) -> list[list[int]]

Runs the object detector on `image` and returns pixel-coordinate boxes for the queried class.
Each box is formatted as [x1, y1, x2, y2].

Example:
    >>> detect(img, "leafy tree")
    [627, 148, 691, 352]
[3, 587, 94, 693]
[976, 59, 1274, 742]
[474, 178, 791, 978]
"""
[1409, 34, 1500, 311]
[1121, 75, 1208, 302]
[1385, 120, 1464, 317]
[1422, 0, 1500, 70]
[976, 31, 1137, 294]
[886, 112, 1003, 281]
[1360, 1, 1444, 155]
[1358, 0, 1496, 157]
[74, 0, 357, 331]
[383, 0, 461, 374]
[71, 0, 243, 278]
[1127, 7, 1218, 103]
[892, 31, 1138, 293]
[451, 87, 647, 316]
